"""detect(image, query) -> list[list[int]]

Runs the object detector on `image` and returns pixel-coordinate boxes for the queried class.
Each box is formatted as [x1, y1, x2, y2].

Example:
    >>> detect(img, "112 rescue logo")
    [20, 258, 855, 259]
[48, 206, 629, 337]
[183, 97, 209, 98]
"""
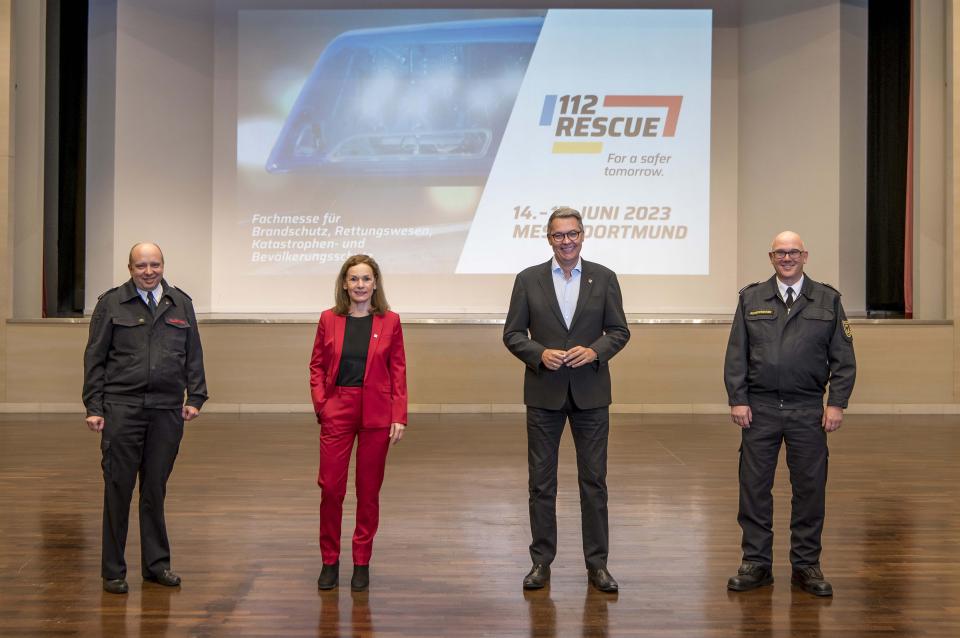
[539, 94, 683, 154]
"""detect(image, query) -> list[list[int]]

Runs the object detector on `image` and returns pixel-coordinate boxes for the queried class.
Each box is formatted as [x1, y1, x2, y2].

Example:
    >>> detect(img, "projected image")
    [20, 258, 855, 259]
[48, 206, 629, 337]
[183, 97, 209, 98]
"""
[216, 9, 712, 311]
[266, 18, 543, 177]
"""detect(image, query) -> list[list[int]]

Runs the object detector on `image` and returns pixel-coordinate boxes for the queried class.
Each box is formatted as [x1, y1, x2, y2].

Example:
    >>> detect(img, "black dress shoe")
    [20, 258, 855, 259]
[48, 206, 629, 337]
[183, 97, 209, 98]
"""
[587, 567, 618, 593]
[317, 562, 339, 590]
[727, 562, 773, 591]
[103, 578, 128, 594]
[791, 565, 833, 597]
[523, 564, 551, 590]
[351, 565, 370, 592]
[144, 569, 181, 587]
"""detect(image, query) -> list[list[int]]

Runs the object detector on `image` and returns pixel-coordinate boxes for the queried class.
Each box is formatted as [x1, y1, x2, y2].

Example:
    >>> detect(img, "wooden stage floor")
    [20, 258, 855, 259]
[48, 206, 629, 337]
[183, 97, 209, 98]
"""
[1, 412, 958, 637]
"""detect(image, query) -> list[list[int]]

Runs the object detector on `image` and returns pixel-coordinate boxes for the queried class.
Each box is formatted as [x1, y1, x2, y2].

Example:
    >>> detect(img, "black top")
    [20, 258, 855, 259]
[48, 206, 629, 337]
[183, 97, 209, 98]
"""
[336, 314, 373, 387]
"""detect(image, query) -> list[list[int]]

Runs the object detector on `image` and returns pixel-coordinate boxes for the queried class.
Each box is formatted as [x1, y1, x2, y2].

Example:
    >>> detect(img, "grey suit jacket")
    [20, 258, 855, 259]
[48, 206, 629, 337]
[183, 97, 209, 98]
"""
[503, 259, 630, 410]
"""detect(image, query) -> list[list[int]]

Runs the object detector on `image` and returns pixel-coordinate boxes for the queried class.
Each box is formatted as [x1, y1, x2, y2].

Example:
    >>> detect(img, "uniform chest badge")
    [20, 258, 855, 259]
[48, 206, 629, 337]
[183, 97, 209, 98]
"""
[748, 309, 774, 316]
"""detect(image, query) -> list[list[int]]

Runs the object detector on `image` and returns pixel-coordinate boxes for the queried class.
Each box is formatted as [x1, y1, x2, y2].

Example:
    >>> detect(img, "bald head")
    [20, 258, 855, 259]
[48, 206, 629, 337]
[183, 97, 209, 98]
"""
[768, 231, 808, 285]
[770, 231, 805, 252]
[128, 243, 165, 291]
[128, 242, 164, 266]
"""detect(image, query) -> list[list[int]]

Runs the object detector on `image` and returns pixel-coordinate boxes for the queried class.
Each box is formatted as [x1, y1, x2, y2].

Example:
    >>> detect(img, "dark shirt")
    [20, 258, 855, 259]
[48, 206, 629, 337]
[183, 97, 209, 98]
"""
[82, 278, 208, 416]
[336, 314, 373, 387]
[724, 275, 856, 409]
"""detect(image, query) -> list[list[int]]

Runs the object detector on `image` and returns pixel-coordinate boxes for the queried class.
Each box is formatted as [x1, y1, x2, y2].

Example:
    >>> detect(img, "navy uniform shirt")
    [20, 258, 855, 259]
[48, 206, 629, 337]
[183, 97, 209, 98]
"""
[82, 278, 208, 416]
[724, 275, 856, 409]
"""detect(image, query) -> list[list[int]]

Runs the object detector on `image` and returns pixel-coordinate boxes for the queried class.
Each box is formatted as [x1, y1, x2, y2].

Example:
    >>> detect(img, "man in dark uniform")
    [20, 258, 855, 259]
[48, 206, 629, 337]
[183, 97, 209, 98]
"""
[504, 207, 630, 593]
[83, 242, 207, 594]
[724, 231, 855, 597]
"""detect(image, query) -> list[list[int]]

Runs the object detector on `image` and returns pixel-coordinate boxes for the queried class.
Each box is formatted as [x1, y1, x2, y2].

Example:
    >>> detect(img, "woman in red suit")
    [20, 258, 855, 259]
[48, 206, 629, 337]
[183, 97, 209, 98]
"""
[309, 254, 407, 591]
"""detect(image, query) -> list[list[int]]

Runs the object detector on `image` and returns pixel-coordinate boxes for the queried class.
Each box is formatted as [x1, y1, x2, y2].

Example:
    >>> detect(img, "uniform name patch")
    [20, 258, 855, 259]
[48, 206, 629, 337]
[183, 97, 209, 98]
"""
[749, 309, 774, 316]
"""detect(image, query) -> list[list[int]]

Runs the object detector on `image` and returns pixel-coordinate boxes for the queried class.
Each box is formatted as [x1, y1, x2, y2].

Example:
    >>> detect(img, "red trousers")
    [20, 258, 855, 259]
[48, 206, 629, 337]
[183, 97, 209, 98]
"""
[318, 386, 391, 565]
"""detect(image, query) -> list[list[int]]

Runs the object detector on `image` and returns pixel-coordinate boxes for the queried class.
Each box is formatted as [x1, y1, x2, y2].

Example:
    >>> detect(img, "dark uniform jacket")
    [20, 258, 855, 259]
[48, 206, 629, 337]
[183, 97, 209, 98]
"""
[724, 275, 856, 409]
[504, 259, 630, 410]
[82, 279, 208, 417]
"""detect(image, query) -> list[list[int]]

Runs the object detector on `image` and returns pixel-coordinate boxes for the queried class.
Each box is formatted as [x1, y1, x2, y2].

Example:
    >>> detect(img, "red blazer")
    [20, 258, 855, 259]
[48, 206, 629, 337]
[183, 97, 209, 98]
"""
[309, 309, 408, 427]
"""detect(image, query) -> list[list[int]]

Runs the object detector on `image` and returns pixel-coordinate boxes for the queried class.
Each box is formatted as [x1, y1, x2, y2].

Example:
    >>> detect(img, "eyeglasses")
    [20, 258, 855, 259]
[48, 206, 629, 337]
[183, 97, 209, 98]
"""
[549, 230, 582, 242]
[770, 249, 804, 261]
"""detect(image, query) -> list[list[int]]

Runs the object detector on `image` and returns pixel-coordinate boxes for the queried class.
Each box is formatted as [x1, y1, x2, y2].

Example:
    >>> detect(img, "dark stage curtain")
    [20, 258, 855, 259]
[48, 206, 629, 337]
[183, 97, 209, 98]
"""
[43, 0, 88, 317]
[866, 0, 911, 317]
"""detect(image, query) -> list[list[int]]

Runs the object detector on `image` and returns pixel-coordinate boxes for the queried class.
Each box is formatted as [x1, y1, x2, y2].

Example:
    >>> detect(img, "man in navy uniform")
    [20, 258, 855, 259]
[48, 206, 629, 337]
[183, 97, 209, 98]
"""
[83, 242, 207, 594]
[724, 231, 855, 597]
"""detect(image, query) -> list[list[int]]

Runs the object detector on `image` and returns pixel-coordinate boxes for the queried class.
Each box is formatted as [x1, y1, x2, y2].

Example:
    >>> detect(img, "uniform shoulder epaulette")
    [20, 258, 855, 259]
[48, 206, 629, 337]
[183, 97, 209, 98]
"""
[169, 285, 192, 300]
[738, 282, 761, 295]
[818, 281, 842, 295]
[97, 286, 119, 300]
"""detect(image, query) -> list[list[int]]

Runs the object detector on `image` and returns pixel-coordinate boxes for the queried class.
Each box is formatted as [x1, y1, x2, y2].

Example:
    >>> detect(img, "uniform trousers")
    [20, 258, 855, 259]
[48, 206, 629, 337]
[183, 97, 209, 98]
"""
[739, 402, 828, 568]
[318, 386, 391, 566]
[526, 390, 609, 570]
[100, 402, 183, 580]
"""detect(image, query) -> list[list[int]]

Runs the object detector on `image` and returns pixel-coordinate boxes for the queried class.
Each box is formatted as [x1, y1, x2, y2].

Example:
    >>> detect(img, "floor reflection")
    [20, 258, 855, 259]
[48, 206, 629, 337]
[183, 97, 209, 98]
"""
[99, 590, 129, 638]
[728, 584, 773, 638]
[581, 586, 616, 638]
[524, 588, 556, 637]
[523, 585, 617, 638]
[140, 585, 177, 636]
[317, 588, 376, 637]
[788, 585, 830, 636]
[318, 590, 340, 638]
[350, 590, 374, 637]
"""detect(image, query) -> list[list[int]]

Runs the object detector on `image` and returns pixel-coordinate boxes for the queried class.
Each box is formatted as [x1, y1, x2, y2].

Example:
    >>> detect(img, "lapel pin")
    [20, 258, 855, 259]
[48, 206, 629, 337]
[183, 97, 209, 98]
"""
[588, 278, 593, 284]
[374, 334, 379, 338]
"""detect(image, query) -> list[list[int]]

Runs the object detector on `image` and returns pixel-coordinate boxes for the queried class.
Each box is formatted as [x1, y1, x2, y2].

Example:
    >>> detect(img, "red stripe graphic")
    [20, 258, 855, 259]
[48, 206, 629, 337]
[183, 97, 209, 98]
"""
[602, 95, 683, 137]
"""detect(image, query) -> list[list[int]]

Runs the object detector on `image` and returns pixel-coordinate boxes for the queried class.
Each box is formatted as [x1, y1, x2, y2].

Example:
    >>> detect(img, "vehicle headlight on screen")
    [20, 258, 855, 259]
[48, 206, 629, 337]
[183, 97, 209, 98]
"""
[265, 17, 544, 176]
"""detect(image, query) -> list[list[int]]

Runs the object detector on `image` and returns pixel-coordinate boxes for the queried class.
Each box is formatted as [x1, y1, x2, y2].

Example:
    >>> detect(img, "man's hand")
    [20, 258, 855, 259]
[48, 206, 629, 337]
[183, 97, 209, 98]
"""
[730, 405, 752, 429]
[86, 416, 105, 432]
[564, 346, 598, 368]
[541, 349, 567, 371]
[182, 405, 201, 422]
[822, 406, 843, 432]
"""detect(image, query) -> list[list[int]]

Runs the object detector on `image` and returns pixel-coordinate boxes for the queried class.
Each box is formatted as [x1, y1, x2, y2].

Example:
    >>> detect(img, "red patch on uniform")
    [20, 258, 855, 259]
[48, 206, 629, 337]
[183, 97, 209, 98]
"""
[166, 318, 187, 326]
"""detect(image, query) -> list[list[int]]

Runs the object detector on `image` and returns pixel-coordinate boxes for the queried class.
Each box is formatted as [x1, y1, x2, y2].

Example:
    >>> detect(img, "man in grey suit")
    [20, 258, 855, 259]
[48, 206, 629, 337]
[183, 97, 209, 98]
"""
[504, 207, 630, 593]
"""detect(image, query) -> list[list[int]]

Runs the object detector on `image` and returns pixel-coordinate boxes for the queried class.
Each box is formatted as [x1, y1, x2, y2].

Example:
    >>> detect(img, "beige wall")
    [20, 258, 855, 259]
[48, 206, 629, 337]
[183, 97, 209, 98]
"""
[85, 0, 215, 311]
[952, 0, 960, 397]
[839, 0, 868, 313]
[9, 0, 41, 320]
[915, 0, 948, 319]
[0, 0, 9, 402]
[739, 0, 846, 294]
[2, 320, 954, 412]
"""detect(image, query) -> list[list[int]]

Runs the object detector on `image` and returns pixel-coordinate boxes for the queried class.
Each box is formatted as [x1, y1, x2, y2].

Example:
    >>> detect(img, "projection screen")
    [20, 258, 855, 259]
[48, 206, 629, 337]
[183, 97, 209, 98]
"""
[213, 8, 714, 312]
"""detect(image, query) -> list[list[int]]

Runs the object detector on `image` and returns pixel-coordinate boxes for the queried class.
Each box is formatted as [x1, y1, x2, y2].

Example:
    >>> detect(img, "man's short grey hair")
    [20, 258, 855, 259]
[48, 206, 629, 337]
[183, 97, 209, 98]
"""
[547, 207, 583, 230]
